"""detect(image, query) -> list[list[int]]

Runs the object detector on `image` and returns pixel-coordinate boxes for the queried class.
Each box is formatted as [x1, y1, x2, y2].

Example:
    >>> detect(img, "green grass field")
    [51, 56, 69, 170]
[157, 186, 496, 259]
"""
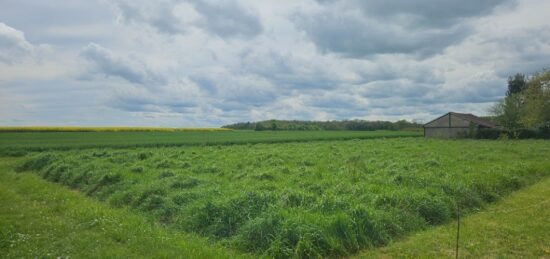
[0, 130, 420, 150]
[11, 138, 550, 258]
[2, 154, 549, 258]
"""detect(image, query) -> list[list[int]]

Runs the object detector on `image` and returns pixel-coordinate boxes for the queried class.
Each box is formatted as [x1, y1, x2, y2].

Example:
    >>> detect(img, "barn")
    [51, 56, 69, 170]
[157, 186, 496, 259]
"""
[423, 112, 499, 138]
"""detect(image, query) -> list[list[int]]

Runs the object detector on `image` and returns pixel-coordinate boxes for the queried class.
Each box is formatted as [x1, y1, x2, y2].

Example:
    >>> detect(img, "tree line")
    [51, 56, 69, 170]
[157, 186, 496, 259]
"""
[222, 119, 422, 131]
[488, 69, 550, 138]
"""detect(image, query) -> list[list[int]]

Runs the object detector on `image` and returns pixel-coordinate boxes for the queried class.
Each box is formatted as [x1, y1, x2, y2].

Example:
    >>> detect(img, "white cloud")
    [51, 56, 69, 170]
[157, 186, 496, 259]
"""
[0, 23, 36, 64]
[80, 43, 166, 86]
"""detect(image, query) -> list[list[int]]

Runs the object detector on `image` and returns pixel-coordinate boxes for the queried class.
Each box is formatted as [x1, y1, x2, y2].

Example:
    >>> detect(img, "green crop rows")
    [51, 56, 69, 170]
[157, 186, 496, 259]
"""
[15, 138, 550, 258]
[0, 130, 420, 151]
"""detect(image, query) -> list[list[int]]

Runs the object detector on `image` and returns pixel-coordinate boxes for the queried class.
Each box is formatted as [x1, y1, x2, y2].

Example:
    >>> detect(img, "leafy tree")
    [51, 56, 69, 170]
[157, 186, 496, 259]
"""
[492, 69, 550, 132]
[491, 93, 523, 130]
[254, 123, 266, 131]
[506, 73, 527, 96]
[520, 70, 550, 128]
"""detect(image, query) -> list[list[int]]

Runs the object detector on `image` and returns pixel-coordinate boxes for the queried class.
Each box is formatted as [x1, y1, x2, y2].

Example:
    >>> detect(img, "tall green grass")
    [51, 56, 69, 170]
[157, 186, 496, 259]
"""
[0, 158, 243, 258]
[357, 177, 550, 258]
[14, 139, 550, 258]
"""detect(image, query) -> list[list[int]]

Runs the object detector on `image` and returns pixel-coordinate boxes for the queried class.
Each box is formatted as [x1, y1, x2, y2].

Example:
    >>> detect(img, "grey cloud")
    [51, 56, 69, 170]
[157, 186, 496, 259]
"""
[239, 49, 352, 90]
[295, 10, 469, 58]
[239, 48, 444, 94]
[362, 78, 504, 110]
[300, 0, 511, 57]
[354, 59, 444, 85]
[189, 75, 218, 94]
[361, 80, 438, 99]
[111, 0, 262, 38]
[492, 27, 550, 77]
[316, 0, 513, 28]
[355, 0, 513, 28]
[435, 80, 505, 104]
[305, 92, 365, 110]
[108, 82, 200, 114]
[111, 95, 196, 113]
[80, 43, 166, 86]
[190, 0, 263, 38]
[0, 23, 34, 64]
[0, 1, 117, 47]
[190, 69, 278, 109]
[113, 0, 186, 35]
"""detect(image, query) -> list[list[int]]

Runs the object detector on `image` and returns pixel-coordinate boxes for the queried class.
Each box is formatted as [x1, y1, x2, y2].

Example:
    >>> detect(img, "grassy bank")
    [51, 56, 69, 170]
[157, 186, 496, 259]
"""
[357, 176, 550, 258]
[0, 157, 244, 258]
[15, 138, 550, 257]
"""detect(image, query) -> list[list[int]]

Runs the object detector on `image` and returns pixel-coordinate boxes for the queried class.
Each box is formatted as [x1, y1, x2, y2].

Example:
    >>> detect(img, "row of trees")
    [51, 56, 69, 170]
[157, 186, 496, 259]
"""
[491, 70, 550, 132]
[223, 119, 422, 131]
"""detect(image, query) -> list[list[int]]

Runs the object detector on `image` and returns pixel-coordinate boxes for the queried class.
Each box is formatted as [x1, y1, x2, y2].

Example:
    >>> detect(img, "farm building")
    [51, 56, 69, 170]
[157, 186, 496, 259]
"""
[423, 112, 499, 138]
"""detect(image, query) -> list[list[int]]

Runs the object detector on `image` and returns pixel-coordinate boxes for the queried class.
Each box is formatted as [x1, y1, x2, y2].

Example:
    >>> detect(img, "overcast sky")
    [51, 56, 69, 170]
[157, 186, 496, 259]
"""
[1, 0, 549, 127]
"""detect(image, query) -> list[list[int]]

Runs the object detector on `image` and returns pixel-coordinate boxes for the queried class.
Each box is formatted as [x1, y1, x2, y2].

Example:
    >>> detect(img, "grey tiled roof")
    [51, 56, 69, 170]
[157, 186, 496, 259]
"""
[449, 112, 499, 128]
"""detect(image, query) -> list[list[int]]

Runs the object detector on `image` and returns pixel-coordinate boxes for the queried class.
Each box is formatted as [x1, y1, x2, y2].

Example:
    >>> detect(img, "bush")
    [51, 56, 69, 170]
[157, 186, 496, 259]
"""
[476, 127, 550, 139]
[475, 128, 506, 139]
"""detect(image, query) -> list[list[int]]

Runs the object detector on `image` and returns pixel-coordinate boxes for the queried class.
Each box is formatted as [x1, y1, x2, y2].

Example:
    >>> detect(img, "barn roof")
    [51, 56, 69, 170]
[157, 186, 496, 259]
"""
[424, 112, 499, 128]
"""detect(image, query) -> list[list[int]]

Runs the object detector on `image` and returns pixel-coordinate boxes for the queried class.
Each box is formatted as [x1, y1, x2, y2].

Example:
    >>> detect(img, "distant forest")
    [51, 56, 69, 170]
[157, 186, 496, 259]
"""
[222, 119, 422, 131]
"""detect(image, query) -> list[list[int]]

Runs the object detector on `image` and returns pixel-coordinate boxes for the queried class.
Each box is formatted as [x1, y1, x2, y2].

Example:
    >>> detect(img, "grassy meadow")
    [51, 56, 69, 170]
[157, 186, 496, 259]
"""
[8, 137, 550, 258]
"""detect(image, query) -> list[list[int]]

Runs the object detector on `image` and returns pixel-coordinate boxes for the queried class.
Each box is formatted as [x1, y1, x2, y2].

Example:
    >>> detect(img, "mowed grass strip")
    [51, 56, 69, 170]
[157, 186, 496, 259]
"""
[0, 158, 245, 259]
[14, 138, 550, 258]
[0, 130, 420, 150]
[356, 177, 550, 258]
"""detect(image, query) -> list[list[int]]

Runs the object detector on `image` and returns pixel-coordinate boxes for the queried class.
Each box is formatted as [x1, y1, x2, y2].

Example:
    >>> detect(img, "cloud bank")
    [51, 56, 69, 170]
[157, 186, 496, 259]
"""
[1, 0, 549, 126]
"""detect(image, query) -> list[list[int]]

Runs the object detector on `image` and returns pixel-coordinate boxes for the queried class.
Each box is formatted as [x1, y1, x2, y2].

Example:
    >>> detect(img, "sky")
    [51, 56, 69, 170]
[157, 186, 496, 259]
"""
[1, 0, 549, 127]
